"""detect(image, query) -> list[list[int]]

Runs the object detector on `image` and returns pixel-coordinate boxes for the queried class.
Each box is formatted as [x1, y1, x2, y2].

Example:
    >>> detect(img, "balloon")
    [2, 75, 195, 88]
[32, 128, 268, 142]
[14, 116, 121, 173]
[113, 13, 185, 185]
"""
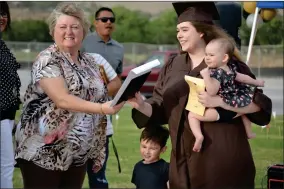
[261, 9, 277, 21]
[243, 2, 257, 14]
[246, 13, 263, 28]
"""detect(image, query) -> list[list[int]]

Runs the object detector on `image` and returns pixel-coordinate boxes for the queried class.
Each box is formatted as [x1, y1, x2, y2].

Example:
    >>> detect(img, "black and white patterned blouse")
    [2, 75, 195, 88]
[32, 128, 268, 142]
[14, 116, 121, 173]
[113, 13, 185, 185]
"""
[15, 44, 112, 171]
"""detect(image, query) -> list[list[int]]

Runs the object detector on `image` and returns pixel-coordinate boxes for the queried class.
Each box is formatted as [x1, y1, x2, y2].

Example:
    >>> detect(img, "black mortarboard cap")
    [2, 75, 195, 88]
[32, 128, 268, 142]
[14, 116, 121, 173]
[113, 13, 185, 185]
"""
[173, 2, 220, 24]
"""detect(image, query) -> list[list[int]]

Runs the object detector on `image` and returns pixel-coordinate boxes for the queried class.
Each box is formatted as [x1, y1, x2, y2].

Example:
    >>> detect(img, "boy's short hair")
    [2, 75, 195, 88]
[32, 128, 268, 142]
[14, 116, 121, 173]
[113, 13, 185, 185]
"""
[140, 125, 170, 148]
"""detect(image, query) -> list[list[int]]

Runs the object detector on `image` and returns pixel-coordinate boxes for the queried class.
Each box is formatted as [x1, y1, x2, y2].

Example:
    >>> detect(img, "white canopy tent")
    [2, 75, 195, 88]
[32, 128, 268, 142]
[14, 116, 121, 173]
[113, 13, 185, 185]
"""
[246, 1, 284, 65]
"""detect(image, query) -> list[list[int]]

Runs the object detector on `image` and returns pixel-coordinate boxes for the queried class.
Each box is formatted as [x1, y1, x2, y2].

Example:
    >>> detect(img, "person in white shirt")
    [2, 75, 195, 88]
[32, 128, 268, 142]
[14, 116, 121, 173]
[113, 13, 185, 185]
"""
[84, 52, 122, 189]
[81, 6, 124, 189]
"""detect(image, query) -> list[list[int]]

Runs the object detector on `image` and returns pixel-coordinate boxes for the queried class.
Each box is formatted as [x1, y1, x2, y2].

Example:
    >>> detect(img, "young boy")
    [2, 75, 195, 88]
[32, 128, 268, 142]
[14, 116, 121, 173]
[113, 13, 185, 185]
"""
[131, 125, 170, 189]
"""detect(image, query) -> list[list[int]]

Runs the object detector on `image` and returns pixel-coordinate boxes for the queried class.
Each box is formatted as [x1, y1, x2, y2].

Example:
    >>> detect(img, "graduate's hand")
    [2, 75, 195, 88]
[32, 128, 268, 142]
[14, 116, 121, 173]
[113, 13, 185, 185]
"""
[198, 91, 223, 108]
[128, 92, 152, 117]
[127, 92, 146, 109]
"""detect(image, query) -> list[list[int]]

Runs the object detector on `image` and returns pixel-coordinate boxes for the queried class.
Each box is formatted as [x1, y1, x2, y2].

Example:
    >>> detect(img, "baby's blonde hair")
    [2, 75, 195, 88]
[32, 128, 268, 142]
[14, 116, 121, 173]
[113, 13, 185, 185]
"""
[209, 38, 235, 59]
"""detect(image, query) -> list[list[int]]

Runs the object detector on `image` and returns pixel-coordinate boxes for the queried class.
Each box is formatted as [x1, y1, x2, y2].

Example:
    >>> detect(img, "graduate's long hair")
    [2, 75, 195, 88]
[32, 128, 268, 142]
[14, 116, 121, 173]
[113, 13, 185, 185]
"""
[178, 21, 243, 62]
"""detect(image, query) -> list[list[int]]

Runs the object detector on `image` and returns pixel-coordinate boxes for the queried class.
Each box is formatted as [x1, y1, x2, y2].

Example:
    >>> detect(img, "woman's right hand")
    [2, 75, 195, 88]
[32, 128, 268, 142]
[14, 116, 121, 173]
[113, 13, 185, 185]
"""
[127, 92, 145, 109]
[101, 101, 125, 115]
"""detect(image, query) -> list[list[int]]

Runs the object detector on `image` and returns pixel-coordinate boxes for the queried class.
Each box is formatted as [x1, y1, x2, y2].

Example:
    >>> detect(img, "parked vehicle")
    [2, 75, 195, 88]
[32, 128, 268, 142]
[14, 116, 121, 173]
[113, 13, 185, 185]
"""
[121, 50, 178, 97]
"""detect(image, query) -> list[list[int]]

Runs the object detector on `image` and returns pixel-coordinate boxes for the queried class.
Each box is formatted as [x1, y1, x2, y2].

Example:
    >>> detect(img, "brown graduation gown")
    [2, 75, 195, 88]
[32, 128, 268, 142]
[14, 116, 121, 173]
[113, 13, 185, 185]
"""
[132, 53, 272, 189]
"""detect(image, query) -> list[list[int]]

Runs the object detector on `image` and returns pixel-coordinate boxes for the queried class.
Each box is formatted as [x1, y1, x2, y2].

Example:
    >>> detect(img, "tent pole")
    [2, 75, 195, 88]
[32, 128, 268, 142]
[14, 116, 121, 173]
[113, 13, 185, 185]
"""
[246, 7, 260, 65]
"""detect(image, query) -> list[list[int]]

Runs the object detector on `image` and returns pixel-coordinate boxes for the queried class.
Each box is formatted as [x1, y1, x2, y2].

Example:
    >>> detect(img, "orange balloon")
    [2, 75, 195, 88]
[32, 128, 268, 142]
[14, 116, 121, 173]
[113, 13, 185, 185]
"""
[261, 9, 277, 21]
[243, 2, 257, 14]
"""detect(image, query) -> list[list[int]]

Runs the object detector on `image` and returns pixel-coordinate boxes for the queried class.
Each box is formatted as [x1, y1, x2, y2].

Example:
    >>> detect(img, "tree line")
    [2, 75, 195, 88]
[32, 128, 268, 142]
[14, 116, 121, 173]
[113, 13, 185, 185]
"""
[2, 6, 283, 45]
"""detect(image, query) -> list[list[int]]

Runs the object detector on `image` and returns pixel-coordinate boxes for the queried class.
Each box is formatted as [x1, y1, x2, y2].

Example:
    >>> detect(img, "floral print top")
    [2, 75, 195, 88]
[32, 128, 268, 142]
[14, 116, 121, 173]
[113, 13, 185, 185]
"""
[15, 44, 111, 171]
[210, 61, 255, 108]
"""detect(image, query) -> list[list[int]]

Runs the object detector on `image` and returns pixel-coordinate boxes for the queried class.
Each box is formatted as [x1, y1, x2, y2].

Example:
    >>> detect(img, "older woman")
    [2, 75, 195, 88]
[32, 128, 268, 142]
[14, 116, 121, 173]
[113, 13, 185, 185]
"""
[128, 2, 272, 189]
[15, 2, 124, 188]
[0, 2, 21, 188]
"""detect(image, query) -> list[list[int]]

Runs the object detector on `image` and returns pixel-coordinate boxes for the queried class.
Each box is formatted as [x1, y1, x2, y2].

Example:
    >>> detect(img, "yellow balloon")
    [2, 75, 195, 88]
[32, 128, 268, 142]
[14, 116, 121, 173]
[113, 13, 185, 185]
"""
[261, 9, 277, 21]
[243, 2, 257, 14]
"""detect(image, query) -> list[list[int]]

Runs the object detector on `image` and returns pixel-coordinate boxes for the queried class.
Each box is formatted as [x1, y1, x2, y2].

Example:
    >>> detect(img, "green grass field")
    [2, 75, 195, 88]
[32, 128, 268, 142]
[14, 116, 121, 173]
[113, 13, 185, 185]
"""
[12, 106, 283, 188]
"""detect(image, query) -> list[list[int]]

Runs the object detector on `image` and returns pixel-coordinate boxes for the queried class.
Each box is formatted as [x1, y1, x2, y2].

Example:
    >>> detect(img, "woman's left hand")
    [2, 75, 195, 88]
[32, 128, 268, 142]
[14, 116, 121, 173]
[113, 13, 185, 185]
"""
[198, 91, 224, 108]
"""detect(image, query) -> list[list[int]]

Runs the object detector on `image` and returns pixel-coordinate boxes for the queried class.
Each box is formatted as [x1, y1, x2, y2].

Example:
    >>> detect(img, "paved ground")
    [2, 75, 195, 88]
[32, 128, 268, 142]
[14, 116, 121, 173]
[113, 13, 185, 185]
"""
[18, 69, 283, 115]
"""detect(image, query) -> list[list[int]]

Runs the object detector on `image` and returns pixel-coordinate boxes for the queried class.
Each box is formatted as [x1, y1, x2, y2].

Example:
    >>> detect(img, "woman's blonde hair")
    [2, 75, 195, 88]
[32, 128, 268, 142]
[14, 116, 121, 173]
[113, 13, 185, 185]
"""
[182, 22, 243, 61]
[47, 2, 90, 39]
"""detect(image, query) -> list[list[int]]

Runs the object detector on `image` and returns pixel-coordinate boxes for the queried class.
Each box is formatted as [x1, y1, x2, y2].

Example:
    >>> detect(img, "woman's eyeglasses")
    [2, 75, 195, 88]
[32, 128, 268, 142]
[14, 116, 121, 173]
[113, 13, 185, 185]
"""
[96, 17, 115, 23]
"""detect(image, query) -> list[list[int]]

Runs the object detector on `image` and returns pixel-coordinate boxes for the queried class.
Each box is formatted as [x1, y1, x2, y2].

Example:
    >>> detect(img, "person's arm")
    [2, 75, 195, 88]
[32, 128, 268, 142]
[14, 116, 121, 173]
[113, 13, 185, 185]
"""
[200, 67, 220, 96]
[234, 59, 272, 125]
[39, 77, 106, 114]
[131, 55, 177, 129]
[128, 92, 153, 117]
[33, 53, 123, 115]
[220, 100, 261, 114]
[107, 76, 121, 97]
[90, 53, 122, 97]
[235, 72, 265, 87]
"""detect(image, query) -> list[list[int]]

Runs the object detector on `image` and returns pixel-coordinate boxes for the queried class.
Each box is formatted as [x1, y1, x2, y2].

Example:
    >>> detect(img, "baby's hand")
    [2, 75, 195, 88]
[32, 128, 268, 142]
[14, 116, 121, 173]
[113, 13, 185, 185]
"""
[257, 80, 265, 87]
[200, 67, 210, 77]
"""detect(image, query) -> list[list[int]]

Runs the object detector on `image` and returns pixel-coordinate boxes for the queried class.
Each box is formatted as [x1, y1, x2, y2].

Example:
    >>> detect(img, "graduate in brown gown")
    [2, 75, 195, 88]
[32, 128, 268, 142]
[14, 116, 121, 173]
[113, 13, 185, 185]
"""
[127, 2, 272, 189]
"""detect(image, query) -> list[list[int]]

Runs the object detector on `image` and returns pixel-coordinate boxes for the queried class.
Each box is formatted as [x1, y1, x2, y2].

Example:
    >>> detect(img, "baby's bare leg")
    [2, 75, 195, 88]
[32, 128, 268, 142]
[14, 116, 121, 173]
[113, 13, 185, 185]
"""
[188, 108, 219, 152]
[188, 113, 203, 152]
[241, 115, 256, 139]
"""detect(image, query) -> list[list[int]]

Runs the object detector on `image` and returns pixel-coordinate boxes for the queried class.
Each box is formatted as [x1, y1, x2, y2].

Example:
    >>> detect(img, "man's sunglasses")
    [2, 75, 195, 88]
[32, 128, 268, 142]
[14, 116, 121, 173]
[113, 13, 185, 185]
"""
[96, 17, 115, 23]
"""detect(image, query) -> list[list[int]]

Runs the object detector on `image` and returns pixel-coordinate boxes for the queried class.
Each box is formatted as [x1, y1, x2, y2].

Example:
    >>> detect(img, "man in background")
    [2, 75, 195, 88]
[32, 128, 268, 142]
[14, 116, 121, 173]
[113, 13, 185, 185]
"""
[81, 7, 124, 189]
